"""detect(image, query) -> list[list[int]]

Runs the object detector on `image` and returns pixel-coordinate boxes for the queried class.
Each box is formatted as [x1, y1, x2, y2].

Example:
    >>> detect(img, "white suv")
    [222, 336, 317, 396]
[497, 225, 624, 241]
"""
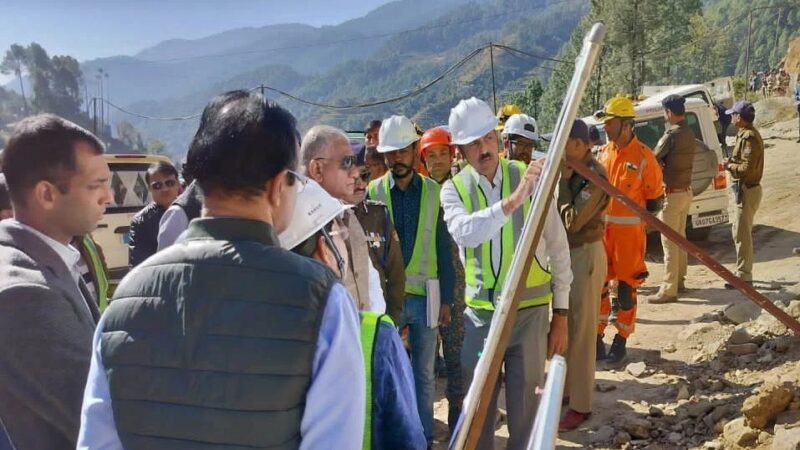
[584, 98, 730, 240]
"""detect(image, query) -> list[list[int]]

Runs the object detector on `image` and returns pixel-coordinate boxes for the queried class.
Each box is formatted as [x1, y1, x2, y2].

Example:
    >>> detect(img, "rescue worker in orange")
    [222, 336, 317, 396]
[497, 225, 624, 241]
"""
[594, 96, 664, 364]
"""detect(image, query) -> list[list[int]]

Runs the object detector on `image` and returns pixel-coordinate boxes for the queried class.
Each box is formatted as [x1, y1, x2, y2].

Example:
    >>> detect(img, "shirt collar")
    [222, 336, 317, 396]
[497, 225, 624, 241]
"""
[387, 172, 421, 191]
[9, 219, 81, 272]
[467, 160, 503, 188]
[183, 217, 279, 246]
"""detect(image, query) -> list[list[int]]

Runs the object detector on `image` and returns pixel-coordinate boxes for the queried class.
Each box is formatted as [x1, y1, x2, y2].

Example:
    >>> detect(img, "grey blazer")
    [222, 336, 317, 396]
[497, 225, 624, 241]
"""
[0, 221, 99, 450]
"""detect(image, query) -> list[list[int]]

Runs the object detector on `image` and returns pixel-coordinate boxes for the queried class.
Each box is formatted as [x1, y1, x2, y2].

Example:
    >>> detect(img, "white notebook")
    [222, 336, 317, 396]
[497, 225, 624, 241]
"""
[426, 279, 441, 328]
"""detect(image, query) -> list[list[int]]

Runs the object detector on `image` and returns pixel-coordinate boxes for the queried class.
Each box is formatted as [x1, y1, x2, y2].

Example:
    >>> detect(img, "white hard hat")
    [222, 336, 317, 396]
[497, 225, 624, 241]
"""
[377, 115, 419, 153]
[278, 179, 349, 251]
[448, 97, 499, 145]
[502, 114, 539, 141]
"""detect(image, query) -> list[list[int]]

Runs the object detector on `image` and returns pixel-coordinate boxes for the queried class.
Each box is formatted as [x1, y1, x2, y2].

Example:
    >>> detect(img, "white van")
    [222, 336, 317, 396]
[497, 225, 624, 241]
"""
[584, 98, 730, 240]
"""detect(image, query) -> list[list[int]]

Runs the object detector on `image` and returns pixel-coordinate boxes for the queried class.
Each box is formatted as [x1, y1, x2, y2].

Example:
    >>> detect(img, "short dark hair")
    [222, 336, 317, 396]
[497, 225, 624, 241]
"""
[365, 120, 382, 134]
[365, 146, 385, 165]
[184, 90, 299, 197]
[0, 173, 10, 210]
[145, 161, 179, 184]
[1, 114, 104, 206]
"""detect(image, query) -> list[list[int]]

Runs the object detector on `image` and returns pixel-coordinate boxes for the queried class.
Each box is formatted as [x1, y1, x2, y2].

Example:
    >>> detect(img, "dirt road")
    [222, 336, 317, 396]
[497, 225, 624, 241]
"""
[431, 118, 800, 449]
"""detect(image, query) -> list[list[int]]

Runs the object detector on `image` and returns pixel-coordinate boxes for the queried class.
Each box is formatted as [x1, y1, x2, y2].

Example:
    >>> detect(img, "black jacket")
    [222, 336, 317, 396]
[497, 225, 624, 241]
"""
[128, 202, 166, 267]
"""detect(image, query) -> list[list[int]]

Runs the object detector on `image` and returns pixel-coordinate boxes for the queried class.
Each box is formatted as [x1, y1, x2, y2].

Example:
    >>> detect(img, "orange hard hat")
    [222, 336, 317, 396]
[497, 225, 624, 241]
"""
[419, 127, 454, 158]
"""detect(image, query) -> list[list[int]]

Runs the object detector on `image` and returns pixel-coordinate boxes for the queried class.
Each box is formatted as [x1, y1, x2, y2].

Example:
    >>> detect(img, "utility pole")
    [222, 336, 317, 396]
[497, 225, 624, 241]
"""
[105, 72, 110, 128]
[744, 12, 753, 100]
[92, 97, 98, 134]
[489, 43, 497, 113]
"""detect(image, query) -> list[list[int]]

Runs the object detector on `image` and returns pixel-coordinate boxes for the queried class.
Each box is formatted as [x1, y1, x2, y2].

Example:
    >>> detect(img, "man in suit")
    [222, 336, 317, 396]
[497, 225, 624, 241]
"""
[0, 114, 111, 449]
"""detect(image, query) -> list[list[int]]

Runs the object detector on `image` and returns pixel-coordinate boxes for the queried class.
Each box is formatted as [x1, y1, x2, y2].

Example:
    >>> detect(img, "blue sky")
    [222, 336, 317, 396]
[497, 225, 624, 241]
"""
[0, 0, 391, 61]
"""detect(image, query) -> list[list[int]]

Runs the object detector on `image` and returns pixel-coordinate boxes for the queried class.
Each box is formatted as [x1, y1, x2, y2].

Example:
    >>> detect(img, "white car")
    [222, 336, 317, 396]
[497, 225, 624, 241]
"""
[584, 98, 730, 240]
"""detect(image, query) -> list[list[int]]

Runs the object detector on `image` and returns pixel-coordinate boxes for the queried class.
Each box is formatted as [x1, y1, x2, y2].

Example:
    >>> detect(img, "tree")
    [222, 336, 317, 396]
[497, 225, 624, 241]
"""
[147, 138, 167, 156]
[0, 44, 29, 113]
[505, 78, 544, 118]
[117, 121, 146, 153]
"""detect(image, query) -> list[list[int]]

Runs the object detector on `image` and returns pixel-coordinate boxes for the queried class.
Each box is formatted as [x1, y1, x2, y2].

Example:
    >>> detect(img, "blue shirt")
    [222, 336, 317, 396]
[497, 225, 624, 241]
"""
[371, 322, 427, 450]
[387, 173, 456, 305]
[77, 283, 365, 450]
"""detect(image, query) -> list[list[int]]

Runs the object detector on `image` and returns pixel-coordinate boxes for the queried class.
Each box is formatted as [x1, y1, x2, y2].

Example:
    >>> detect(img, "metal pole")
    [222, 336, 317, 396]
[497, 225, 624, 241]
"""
[526, 356, 567, 450]
[490, 43, 497, 113]
[567, 154, 800, 335]
[449, 23, 606, 450]
[92, 97, 98, 134]
[745, 11, 752, 101]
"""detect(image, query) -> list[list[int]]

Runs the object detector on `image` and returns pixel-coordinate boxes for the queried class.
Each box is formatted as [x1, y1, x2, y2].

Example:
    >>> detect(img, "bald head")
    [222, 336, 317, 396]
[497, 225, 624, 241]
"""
[300, 125, 350, 169]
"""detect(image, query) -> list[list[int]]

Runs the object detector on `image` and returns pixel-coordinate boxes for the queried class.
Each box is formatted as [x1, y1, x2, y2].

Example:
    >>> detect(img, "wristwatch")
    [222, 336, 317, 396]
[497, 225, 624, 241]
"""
[552, 308, 568, 317]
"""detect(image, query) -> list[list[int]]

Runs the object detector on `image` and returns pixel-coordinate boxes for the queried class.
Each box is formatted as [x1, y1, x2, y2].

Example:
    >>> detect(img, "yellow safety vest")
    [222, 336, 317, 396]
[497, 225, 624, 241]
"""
[81, 235, 109, 311]
[367, 173, 440, 296]
[360, 312, 395, 450]
[451, 159, 552, 311]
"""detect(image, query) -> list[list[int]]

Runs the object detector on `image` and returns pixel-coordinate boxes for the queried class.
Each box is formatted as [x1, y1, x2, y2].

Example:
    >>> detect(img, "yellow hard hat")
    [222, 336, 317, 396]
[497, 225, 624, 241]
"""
[495, 104, 522, 130]
[594, 96, 636, 123]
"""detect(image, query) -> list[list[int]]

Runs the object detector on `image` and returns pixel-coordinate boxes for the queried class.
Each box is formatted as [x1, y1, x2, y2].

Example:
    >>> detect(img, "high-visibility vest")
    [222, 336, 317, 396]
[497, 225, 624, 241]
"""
[360, 311, 395, 450]
[81, 235, 109, 311]
[367, 173, 440, 296]
[451, 159, 553, 311]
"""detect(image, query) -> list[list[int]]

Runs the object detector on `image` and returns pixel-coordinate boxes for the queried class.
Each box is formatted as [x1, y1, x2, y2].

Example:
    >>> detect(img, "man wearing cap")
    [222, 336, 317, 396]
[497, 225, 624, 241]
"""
[724, 101, 764, 288]
[283, 178, 426, 450]
[301, 125, 386, 314]
[0, 174, 12, 220]
[502, 114, 539, 166]
[557, 120, 610, 430]
[496, 103, 522, 134]
[345, 143, 407, 324]
[419, 126, 467, 432]
[595, 96, 664, 364]
[367, 115, 456, 446]
[645, 95, 696, 305]
[442, 97, 572, 449]
[79, 91, 366, 449]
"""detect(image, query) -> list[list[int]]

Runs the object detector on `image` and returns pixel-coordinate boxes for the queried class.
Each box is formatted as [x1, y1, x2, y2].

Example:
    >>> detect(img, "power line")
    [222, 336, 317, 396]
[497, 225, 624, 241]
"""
[102, 99, 203, 121]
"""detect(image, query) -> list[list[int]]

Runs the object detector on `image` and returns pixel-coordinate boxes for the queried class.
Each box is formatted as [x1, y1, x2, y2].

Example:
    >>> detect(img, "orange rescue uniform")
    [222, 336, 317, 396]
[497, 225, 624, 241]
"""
[597, 136, 664, 338]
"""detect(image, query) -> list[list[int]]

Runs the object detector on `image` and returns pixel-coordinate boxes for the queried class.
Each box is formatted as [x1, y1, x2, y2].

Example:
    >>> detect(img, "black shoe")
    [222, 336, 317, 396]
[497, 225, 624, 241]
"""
[596, 335, 607, 361]
[448, 405, 462, 437]
[605, 334, 627, 364]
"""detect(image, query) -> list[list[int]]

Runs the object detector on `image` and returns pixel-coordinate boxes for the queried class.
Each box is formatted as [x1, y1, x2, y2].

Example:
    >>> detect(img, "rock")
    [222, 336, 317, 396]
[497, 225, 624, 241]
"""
[776, 410, 800, 429]
[759, 431, 773, 444]
[679, 322, 721, 340]
[750, 310, 789, 335]
[729, 343, 759, 355]
[621, 417, 652, 439]
[759, 352, 776, 364]
[724, 302, 763, 324]
[704, 440, 724, 449]
[677, 385, 691, 401]
[787, 300, 800, 319]
[714, 419, 728, 434]
[596, 382, 617, 393]
[772, 426, 800, 450]
[710, 379, 726, 392]
[663, 343, 677, 353]
[667, 432, 683, 444]
[742, 384, 795, 429]
[686, 401, 716, 418]
[738, 354, 758, 365]
[627, 362, 647, 378]
[591, 425, 616, 444]
[614, 431, 632, 447]
[648, 406, 664, 417]
[710, 404, 738, 423]
[772, 337, 794, 353]
[729, 327, 756, 345]
[723, 417, 759, 447]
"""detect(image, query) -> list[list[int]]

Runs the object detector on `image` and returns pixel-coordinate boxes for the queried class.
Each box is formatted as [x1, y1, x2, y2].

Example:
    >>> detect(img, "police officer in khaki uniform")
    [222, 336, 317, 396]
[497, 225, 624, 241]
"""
[645, 95, 696, 304]
[557, 120, 609, 431]
[345, 144, 407, 323]
[724, 101, 764, 287]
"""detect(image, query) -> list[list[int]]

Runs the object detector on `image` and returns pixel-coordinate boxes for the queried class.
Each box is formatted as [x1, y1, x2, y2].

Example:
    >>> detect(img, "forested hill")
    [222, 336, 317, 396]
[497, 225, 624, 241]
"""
[126, 0, 587, 157]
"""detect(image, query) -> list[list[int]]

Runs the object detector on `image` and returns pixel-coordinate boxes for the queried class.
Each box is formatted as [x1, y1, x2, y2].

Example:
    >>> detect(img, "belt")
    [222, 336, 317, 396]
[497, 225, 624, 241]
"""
[665, 186, 691, 194]
[745, 183, 760, 188]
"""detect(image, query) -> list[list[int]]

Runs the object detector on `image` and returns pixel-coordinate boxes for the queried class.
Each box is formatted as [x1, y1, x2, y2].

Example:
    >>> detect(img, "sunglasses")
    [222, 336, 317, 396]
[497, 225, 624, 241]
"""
[312, 154, 357, 171]
[149, 179, 178, 191]
[357, 170, 370, 182]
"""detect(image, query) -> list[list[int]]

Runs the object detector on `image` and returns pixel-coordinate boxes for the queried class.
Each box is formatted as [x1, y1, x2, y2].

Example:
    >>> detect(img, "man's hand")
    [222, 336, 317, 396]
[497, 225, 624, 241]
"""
[547, 314, 568, 358]
[503, 159, 545, 215]
[438, 304, 452, 327]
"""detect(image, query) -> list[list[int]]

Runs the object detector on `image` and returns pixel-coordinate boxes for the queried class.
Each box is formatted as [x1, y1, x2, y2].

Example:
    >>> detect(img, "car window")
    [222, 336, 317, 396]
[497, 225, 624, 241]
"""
[595, 112, 703, 149]
[107, 163, 153, 214]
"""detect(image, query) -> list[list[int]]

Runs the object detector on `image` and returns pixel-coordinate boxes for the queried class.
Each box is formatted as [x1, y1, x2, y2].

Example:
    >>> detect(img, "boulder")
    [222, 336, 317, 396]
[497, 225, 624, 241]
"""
[614, 431, 632, 447]
[776, 410, 800, 429]
[724, 302, 763, 324]
[627, 362, 647, 378]
[676, 385, 691, 401]
[591, 425, 616, 444]
[686, 401, 716, 418]
[728, 343, 759, 355]
[773, 426, 800, 450]
[787, 300, 800, 319]
[729, 327, 755, 345]
[667, 432, 683, 444]
[742, 384, 794, 429]
[723, 417, 759, 447]
[621, 416, 652, 439]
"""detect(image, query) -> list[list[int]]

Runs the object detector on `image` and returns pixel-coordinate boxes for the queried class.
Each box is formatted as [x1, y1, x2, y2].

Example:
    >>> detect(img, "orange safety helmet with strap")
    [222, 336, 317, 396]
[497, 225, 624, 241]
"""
[419, 127, 455, 160]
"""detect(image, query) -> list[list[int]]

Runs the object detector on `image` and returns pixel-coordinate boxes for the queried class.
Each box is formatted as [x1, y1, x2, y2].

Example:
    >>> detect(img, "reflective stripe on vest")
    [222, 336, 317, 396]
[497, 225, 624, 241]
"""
[360, 312, 395, 450]
[603, 214, 642, 225]
[367, 174, 440, 296]
[82, 235, 108, 311]
[451, 159, 553, 311]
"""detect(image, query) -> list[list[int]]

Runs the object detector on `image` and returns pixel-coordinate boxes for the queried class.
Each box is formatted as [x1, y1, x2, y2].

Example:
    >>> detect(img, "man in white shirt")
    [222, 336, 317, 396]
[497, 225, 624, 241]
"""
[441, 98, 573, 449]
[0, 114, 111, 449]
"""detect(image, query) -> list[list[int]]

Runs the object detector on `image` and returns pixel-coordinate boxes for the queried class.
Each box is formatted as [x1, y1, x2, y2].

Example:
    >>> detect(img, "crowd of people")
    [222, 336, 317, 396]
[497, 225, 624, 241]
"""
[0, 87, 767, 450]
[749, 66, 794, 97]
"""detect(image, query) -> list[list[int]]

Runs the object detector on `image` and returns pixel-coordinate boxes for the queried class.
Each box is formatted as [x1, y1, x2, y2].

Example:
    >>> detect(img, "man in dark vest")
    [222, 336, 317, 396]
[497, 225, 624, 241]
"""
[78, 91, 366, 449]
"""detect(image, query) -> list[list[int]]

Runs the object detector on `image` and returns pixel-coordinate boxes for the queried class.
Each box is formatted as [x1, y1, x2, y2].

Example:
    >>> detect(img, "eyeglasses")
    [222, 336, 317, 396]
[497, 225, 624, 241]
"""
[357, 170, 370, 182]
[149, 179, 178, 191]
[287, 169, 309, 193]
[312, 154, 358, 171]
[509, 140, 534, 150]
